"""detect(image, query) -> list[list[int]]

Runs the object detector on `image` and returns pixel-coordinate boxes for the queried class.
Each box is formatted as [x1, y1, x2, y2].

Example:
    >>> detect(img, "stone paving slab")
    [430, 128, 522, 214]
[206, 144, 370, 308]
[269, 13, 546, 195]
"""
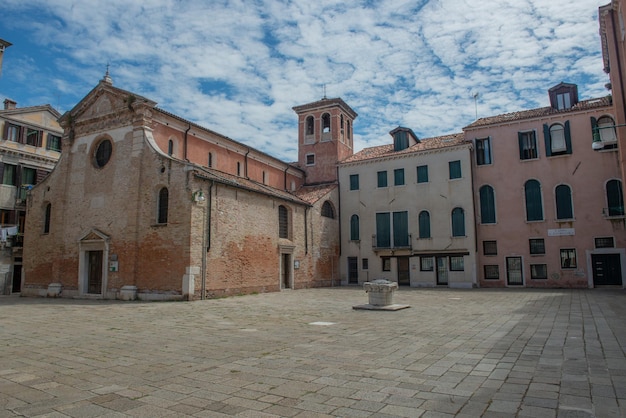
[1, 288, 626, 417]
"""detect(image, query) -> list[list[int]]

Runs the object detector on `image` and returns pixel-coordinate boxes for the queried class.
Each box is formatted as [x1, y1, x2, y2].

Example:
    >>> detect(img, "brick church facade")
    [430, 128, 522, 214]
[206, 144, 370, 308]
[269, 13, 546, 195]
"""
[22, 75, 354, 300]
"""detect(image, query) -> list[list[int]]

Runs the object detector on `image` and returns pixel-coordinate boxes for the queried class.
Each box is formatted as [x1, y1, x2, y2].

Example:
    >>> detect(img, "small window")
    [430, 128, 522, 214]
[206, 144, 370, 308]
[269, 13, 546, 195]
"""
[157, 187, 169, 224]
[450, 256, 464, 271]
[449, 160, 461, 179]
[47, 134, 62, 152]
[451, 207, 465, 237]
[531, 264, 548, 279]
[555, 184, 573, 220]
[484, 265, 500, 280]
[208, 152, 213, 168]
[518, 131, 538, 160]
[94, 139, 113, 168]
[529, 238, 545, 255]
[483, 240, 497, 256]
[597, 116, 617, 146]
[420, 257, 434, 271]
[377, 171, 387, 188]
[560, 248, 577, 269]
[394, 168, 405, 186]
[349, 174, 359, 191]
[278, 205, 289, 239]
[167, 139, 174, 156]
[382, 257, 391, 271]
[418, 211, 430, 239]
[321, 113, 331, 135]
[362, 258, 369, 270]
[262, 171, 266, 184]
[306, 154, 315, 166]
[26, 128, 40, 146]
[321, 201, 334, 218]
[2, 164, 16, 185]
[237, 162, 242, 176]
[417, 165, 428, 183]
[475, 137, 491, 165]
[4, 123, 21, 142]
[43, 203, 51, 234]
[350, 215, 359, 241]
[544, 122, 572, 156]
[549, 124, 566, 153]
[557, 93, 571, 110]
[393, 131, 409, 151]
[595, 237, 615, 248]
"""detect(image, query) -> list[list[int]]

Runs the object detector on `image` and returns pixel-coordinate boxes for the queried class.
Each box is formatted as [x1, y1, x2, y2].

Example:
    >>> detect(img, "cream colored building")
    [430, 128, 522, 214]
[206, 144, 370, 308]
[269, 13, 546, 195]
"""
[0, 99, 62, 294]
[338, 128, 477, 288]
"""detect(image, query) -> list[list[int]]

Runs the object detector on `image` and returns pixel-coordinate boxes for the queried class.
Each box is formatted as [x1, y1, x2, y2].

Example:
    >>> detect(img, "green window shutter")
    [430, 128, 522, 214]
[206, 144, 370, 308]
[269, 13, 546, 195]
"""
[525, 180, 543, 221]
[350, 215, 359, 240]
[479, 185, 496, 224]
[419, 211, 430, 238]
[417, 165, 428, 183]
[555, 185, 573, 219]
[518, 132, 524, 159]
[607, 180, 625, 216]
[591, 116, 598, 138]
[377, 171, 388, 187]
[393, 211, 409, 247]
[452, 208, 465, 236]
[394, 169, 405, 186]
[564, 120, 572, 154]
[543, 124, 551, 157]
[349, 174, 359, 190]
[376, 213, 391, 247]
[449, 161, 461, 179]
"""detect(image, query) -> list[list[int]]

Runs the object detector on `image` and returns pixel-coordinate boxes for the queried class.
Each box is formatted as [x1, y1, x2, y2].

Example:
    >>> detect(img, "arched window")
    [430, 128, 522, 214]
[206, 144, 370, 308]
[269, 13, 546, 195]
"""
[157, 187, 169, 224]
[451, 207, 465, 237]
[93, 138, 112, 168]
[237, 162, 241, 176]
[43, 203, 51, 234]
[306, 116, 314, 135]
[525, 180, 543, 221]
[555, 184, 573, 219]
[549, 124, 566, 153]
[167, 139, 174, 156]
[347, 120, 351, 140]
[479, 185, 496, 224]
[322, 113, 331, 133]
[598, 116, 617, 143]
[262, 171, 267, 185]
[350, 214, 359, 241]
[278, 205, 289, 238]
[606, 179, 625, 216]
[208, 152, 213, 168]
[418, 211, 430, 238]
[321, 201, 334, 218]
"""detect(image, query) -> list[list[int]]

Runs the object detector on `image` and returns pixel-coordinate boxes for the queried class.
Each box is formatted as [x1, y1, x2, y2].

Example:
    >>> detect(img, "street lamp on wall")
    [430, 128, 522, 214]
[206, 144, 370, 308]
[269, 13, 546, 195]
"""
[192, 190, 205, 203]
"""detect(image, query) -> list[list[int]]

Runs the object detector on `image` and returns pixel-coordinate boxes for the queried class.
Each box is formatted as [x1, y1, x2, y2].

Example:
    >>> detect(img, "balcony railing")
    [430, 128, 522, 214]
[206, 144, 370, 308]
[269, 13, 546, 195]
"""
[372, 234, 412, 251]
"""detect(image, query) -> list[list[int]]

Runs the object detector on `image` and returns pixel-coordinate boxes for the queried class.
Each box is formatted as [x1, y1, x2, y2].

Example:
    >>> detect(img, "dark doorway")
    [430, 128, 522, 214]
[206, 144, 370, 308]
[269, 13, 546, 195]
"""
[11, 266, 21, 293]
[282, 253, 291, 289]
[397, 256, 410, 286]
[436, 256, 448, 285]
[347, 257, 358, 284]
[592, 254, 622, 286]
[87, 250, 103, 294]
[506, 256, 523, 286]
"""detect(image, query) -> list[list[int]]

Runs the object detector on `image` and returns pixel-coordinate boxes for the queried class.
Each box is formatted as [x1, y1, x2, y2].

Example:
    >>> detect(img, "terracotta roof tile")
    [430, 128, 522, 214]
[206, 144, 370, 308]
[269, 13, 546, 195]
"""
[464, 96, 612, 129]
[293, 183, 337, 204]
[341, 133, 466, 164]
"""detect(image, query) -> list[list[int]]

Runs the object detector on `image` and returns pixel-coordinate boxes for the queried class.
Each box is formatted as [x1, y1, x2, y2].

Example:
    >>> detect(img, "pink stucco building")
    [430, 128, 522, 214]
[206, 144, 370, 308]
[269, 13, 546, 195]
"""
[465, 83, 625, 288]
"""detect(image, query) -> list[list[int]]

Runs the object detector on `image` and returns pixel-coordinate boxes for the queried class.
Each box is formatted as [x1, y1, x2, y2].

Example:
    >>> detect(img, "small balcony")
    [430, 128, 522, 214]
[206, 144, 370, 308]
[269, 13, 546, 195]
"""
[372, 234, 412, 254]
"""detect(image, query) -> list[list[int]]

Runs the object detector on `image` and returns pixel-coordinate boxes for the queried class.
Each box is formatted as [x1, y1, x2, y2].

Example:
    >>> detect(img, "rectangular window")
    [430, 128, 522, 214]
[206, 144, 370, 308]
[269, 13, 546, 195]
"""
[484, 265, 500, 280]
[376, 211, 409, 248]
[4, 124, 21, 142]
[450, 256, 464, 271]
[26, 128, 40, 147]
[476, 137, 492, 165]
[518, 131, 538, 160]
[375, 212, 391, 248]
[449, 160, 461, 179]
[2, 164, 16, 186]
[394, 168, 405, 186]
[382, 257, 391, 271]
[392, 211, 409, 247]
[560, 249, 577, 269]
[377, 171, 387, 187]
[420, 257, 434, 271]
[349, 174, 359, 191]
[362, 258, 369, 270]
[417, 165, 428, 183]
[483, 240, 497, 256]
[595, 237, 615, 248]
[529, 238, 545, 255]
[531, 264, 548, 279]
[306, 154, 315, 166]
[47, 134, 62, 151]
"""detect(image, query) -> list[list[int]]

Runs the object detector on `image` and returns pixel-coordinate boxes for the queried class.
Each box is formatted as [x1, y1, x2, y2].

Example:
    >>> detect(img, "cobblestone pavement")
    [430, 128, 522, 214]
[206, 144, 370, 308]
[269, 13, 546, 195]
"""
[1, 288, 625, 417]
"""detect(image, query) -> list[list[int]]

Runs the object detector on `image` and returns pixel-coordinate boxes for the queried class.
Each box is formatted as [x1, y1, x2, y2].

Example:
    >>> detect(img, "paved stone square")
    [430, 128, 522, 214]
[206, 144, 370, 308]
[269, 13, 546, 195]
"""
[1, 288, 625, 417]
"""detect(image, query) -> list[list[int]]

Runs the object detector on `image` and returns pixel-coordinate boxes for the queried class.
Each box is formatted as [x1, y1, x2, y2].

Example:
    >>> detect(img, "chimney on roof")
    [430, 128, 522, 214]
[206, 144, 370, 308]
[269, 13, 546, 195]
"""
[3, 99, 16, 110]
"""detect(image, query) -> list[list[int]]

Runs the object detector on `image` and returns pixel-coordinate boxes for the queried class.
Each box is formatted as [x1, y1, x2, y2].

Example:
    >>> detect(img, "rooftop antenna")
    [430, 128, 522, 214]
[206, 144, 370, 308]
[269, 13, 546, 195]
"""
[322, 84, 327, 99]
[472, 92, 479, 120]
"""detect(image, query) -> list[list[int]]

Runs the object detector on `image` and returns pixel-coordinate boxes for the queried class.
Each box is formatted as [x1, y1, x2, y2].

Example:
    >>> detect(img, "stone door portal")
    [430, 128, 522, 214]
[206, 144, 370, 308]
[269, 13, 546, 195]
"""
[87, 250, 103, 294]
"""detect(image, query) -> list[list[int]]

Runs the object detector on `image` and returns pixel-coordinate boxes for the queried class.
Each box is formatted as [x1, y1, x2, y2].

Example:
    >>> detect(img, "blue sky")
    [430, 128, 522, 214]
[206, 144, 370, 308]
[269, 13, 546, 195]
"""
[0, 0, 610, 161]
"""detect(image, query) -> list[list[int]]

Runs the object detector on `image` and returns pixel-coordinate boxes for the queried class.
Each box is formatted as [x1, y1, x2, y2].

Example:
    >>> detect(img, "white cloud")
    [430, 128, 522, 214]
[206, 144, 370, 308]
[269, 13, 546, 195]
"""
[0, 0, 610, 161]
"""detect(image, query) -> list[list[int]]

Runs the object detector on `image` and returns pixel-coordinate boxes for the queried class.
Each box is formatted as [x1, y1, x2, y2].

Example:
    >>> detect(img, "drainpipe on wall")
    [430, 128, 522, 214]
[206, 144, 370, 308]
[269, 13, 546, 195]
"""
[304, 206, 308, 255]
[283, 167, 289, 191]
[336, 166, 342, 257]
[183, 124, 191, 161]
[201, 181, 213, 300]
[244, 148, 250, 179]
